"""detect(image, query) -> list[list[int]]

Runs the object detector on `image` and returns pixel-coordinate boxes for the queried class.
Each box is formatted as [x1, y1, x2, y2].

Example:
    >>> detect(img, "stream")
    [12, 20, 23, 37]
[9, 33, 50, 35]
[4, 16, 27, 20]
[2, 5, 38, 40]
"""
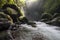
[13, 21, 60, 40]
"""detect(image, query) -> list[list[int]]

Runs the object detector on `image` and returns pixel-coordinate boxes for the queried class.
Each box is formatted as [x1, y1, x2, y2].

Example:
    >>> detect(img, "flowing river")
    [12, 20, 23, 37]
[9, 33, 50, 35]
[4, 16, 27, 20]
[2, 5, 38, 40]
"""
[13, 21, 60, 40]
[13, 0, 60, 40]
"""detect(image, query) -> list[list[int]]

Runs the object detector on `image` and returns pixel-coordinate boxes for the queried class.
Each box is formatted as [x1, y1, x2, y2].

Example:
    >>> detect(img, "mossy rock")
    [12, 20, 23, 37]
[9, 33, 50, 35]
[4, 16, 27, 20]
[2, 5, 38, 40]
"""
[40, 13, 52, 22]
[52, 13, 60, 18]
[6, 7, 21, 22]
[46, 17, 60, 26]
[6, 7, 18, 15]
[0, 12, 13, 24]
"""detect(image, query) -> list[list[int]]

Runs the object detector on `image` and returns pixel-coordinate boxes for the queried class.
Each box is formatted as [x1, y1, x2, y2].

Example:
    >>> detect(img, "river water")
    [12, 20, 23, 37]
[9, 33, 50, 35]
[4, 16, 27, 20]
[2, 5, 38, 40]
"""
[13, 21, 60, 40]
[15, 0, 60, 40]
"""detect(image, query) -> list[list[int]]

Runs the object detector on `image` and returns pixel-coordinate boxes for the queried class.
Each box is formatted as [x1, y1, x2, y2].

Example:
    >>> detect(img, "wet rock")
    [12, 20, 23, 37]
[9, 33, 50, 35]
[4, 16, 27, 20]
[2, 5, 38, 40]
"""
[25, 21, 36, 27]
[40, 13, 52, 22]
[0, 31, 10, 40]
[46, 17, 60, 26]
[52, 13, 60, 18]
[19, 17, 29, 24]
[0, 18, 11, 31]
[40, 13, 60, 26]
[0, 12, 13, 31]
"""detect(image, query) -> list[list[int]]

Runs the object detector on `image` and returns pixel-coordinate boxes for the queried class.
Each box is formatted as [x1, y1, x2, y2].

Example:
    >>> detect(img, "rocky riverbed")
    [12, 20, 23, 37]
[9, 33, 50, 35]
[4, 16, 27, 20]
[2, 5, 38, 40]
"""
[0, 21, 60, 40]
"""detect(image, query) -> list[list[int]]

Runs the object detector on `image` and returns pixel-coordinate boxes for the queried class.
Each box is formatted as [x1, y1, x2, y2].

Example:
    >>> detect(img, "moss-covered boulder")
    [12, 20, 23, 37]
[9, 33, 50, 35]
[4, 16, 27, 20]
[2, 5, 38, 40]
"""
[0, 12, 13, 31]
[46, 17, 60, 26]
[6, 7, 20, 22]
[40, 13, 52, 22]
[0, 12, 13, 24]
[0, 0, 26, 23]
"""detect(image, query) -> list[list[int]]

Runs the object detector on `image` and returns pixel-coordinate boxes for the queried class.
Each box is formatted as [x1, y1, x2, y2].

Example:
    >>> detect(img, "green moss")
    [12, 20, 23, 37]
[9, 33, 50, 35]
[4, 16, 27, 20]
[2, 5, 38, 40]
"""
[0, 12, 13, 24]
[6, 7, 18, 15]
[0, 0, 26, 23]
[43, 0, 60, 13]
[0, 0, 6, 8]
[0, 0, 15, 8]
[6, 0, 14, 4]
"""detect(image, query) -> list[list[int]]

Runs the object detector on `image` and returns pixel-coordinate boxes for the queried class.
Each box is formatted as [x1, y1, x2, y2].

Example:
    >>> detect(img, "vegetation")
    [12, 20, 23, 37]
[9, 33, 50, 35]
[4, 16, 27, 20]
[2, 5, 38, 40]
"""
[43, 0, 60, 13]
[0, 0, 26, 24]
[38, 0, 60, 26]
[0, 0, 60, 40]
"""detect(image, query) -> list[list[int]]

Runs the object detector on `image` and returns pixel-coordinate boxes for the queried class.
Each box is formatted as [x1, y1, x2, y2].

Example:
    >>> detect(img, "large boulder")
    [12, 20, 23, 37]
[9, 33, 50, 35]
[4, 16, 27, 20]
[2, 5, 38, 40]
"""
[40, 13, 60, 26]
[6, 7, 19, 22]
[46, 17, 60, 26]
[0, 12, 13, 31]
[0, 12, 13, 24]
[40, 13, 52, 22]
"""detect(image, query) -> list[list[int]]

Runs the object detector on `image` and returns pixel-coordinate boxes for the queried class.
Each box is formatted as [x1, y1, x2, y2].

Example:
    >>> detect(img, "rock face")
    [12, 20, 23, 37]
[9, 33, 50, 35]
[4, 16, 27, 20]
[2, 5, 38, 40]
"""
[40, 13, 60, 26]
[0, 17, 11, 40]
[0, 0, 27, 40]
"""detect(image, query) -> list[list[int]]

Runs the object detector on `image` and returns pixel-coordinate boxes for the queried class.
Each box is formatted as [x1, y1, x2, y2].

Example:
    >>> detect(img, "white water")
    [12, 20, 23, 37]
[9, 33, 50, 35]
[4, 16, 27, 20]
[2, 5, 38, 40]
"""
[20, 0, 60, 40]
[14, 22, 60, 40]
